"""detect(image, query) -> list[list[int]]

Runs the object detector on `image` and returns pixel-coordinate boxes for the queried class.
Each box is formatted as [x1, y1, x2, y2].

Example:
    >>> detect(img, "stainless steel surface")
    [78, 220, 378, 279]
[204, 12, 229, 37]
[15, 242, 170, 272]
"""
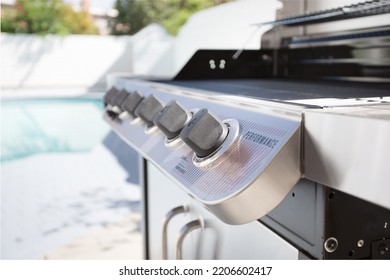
[175, 219, 204, 260]
[162, 205, 188, 260]
[146, 162, 298, 260]
[104, 79, 302, 224]
[205, 128, 301, 224]
[304, 105, 390, 210]
[105, 76, 390, 223]
[154, 80, 390, 211]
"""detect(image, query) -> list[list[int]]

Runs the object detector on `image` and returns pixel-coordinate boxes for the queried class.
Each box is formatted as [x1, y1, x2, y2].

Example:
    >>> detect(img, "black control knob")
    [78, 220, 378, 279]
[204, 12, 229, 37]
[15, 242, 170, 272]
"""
[153, 100, 191, 139]
[135, 94, 163, 127]
[104, 87, 118, 106]
[179, 108, 228, 158]
[121, 91, 144, 118]
[112, 89, 130, 110]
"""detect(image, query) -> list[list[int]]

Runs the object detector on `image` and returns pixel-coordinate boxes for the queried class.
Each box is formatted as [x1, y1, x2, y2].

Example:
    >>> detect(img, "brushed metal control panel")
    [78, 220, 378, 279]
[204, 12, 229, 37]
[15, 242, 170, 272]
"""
[104, 78, 302, 224]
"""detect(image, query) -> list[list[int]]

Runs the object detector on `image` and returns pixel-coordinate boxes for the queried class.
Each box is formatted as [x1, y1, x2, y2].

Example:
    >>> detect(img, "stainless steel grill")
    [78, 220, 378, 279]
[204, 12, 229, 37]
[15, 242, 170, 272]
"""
[103, 0, 390, 260]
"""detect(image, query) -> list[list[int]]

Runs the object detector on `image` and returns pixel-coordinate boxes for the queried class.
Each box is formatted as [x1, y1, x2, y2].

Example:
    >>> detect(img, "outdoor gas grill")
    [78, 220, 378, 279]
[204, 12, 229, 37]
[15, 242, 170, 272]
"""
[103, 0, 390, 259]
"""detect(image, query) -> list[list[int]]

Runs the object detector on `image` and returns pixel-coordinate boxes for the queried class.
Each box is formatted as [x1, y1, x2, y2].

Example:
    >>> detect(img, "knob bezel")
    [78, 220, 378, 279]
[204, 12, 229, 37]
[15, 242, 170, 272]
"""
[192, 119, 239, 167]
[180, 108, 228, 158]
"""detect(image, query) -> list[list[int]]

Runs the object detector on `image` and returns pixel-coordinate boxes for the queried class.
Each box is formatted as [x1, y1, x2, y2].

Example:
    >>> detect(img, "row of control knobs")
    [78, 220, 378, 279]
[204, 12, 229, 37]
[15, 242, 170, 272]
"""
[104, 87, 229, 158]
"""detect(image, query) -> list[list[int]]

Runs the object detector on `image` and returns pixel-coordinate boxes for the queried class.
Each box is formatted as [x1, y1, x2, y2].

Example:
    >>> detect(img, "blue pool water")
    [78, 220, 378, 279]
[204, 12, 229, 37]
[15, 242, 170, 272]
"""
[1, 98, 110, 163]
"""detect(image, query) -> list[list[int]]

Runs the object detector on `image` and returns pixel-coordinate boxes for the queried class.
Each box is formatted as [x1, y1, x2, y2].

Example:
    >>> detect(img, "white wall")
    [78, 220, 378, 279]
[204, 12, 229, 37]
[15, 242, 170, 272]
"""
[1, 34, 132, 91]
[0, 24, 175, 93]
[131, 24, 175, 77]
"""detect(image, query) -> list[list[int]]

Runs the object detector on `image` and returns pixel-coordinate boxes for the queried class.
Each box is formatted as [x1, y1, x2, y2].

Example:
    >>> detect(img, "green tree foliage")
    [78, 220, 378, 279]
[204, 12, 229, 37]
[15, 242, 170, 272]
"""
[110, 0, 232, 36]
[1, 0, 98, 35]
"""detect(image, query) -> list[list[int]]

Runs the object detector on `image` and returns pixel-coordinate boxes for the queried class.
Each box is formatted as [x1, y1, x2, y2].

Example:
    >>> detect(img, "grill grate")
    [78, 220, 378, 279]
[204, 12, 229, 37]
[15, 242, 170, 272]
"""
[257, 0, 390, 27]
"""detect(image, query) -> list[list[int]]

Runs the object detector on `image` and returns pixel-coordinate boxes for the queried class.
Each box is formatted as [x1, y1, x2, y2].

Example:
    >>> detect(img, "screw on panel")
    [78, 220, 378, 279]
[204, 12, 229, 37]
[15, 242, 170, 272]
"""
[219, 59, 226, 69]
[209, 60, 216, 69]
[324, 237, 338, 253]
[357, 240, 364, 247]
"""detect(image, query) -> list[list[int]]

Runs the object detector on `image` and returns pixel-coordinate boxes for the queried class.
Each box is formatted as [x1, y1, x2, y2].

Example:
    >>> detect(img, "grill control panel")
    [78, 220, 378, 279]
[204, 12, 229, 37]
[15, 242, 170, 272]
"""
[104, 79, 302, 224]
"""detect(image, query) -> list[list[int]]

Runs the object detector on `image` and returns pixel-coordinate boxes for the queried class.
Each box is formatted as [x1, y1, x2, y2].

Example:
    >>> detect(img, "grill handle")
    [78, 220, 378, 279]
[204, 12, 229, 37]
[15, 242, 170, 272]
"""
[175, 218, 205, 260]
[162, 205, 188, 260]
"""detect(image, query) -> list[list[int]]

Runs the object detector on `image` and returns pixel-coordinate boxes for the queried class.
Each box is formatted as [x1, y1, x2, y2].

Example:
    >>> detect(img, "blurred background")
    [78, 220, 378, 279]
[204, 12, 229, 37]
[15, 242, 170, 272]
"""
[1, 0, 279, 259]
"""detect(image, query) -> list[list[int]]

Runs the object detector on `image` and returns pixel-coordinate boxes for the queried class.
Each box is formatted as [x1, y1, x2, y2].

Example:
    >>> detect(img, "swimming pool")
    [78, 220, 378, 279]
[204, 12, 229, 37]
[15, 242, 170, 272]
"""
[1, 96, 142, 259]
[1, 97, 110, 163]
